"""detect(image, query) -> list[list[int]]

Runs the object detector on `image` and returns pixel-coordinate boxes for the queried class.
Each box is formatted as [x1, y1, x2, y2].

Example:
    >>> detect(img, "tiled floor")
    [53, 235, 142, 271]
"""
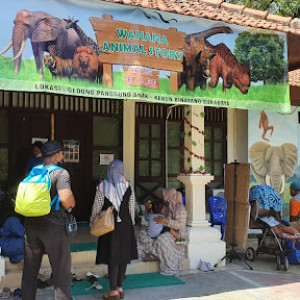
[69, 225, 97, 245]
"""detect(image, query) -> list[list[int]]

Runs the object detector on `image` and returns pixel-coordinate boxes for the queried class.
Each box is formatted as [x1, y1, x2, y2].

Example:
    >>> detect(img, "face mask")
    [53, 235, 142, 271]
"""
[36, 153, 42, 158]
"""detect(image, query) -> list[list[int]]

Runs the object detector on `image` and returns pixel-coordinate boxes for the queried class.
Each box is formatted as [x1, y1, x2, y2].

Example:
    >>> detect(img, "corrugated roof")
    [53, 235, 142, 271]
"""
[102, 0, 300, 35]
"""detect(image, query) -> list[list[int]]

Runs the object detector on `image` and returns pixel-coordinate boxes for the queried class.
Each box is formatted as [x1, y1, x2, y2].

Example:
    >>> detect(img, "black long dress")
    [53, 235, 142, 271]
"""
[96, 186, 138, 266]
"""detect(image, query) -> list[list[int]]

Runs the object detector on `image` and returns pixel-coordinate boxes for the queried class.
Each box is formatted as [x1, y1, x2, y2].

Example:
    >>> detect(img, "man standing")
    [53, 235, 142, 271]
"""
[25, 141, 44, 175]
[289, 181, 300, 232]
[21, 140, 75, 300]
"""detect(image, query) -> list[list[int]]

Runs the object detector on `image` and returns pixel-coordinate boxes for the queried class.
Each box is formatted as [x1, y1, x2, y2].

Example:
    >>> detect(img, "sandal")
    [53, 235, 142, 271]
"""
[143, 253, 159, 262]
[2, 287, 11, 299]
[85, 281, 103, 291]
[149, 254, 159, 261]
[102, 291, 120, 300]
[72, 274, 83, 281]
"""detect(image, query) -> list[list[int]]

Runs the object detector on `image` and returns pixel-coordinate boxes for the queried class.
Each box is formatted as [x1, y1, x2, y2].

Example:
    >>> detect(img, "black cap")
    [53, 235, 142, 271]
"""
[32, 141, 43, 149]
[41, 140, 69, 157]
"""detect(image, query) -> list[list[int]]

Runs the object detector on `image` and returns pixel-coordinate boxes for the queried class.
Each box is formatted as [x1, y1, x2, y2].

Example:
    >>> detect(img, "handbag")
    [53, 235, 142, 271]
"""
[90, 206, 115, 237]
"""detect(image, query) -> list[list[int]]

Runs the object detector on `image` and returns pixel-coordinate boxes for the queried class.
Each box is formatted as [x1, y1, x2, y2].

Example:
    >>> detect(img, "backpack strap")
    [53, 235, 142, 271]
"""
[23, 164, 46, 182]
[50, 194, 61, 210]
[46, 165, 62, 173]
[47, 165, 63, 210]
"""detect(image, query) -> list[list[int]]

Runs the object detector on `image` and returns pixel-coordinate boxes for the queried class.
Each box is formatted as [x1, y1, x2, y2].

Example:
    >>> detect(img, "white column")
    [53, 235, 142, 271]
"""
[177, 105, 225, 269]
[177, 174, 214, 227]
[123, 100, 136, 185]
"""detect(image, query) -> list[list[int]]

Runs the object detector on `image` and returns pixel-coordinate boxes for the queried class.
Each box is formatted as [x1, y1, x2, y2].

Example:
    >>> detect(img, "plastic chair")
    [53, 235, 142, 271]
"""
[208, 196, 227, 240]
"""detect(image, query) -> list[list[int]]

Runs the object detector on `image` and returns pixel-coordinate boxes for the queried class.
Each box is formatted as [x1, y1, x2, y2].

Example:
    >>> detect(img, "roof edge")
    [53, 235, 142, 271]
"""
[199, 0, 222, 9]
[220, 2, 245, 15]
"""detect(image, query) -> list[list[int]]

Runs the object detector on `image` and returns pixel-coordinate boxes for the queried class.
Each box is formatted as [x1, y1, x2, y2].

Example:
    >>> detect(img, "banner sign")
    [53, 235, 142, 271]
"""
[0, 0, 290, 112]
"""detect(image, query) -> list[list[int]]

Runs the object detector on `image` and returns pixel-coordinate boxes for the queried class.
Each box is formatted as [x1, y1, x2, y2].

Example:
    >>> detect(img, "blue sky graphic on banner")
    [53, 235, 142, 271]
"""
[0, 0, 290, 112]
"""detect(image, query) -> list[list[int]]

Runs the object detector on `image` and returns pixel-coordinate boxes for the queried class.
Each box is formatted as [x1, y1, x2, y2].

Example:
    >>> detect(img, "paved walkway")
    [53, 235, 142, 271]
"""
[35, 252, 300, 300]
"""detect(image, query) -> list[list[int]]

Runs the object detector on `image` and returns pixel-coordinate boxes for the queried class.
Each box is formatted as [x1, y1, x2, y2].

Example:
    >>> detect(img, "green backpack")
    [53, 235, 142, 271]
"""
[15, 164, 62, 217]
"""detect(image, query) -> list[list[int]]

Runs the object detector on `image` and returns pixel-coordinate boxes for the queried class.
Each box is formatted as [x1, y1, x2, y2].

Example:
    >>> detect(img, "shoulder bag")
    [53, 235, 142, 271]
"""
[90, 206, 115, 237]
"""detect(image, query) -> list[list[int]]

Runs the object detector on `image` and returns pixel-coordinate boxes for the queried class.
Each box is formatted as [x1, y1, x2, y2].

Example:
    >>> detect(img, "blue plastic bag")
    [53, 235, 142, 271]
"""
[284, 239, 300, 265]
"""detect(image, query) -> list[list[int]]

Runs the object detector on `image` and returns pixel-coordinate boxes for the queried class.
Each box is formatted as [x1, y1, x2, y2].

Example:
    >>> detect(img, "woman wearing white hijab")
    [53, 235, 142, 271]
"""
[90, 160, 138, 300]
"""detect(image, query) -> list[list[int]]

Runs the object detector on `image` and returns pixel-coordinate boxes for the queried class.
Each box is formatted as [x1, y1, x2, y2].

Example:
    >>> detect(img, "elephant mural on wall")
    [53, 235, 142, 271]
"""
[0, 10, 83, 77]
[249, 141, 298, 198]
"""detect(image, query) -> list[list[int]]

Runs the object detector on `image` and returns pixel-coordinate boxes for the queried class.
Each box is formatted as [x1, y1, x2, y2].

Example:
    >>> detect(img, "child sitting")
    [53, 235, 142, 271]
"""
[146, 200, 179, 240]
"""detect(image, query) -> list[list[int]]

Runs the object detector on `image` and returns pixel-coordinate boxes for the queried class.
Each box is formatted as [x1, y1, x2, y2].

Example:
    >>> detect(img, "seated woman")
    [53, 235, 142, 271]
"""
[137, 188, 187, 275]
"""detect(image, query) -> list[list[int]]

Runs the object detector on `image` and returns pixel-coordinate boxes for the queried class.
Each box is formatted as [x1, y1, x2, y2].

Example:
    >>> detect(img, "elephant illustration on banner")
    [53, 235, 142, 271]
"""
[0, 10, 83, 77]
[249, 141, 298, 198]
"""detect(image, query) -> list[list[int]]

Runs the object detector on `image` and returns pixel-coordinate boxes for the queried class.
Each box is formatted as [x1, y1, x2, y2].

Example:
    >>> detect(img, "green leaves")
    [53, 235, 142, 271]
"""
[234, 30, 285, 84]
[225, 0, 300, 18]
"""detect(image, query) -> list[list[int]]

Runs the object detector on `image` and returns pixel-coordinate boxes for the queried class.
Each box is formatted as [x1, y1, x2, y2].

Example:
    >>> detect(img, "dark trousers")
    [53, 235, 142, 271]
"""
[21, 223, 72, 300]
[108, 263, 127, 290]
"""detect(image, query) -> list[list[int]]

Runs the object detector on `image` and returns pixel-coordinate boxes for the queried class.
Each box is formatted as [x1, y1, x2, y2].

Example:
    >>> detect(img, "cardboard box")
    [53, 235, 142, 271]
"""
[225, 163, 250, 204]
[225, 201, 250, 250]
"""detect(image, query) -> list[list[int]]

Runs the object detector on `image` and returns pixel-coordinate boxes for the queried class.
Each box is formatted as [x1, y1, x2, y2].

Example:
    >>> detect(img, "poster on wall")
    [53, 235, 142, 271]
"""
[99, 154, 114, 165]
[63, 140, 80, 163]
[248, 108, 299, 212]
[0, 0, 290, 112]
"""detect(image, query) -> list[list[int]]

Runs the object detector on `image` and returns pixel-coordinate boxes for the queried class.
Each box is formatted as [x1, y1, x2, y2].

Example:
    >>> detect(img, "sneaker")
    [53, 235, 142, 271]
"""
[205, 261, 214, 271]
[199, 260, 209, 272]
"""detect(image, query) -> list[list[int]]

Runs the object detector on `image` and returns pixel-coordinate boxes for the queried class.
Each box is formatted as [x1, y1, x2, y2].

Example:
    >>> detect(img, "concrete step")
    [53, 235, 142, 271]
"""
[0, 250, 190, 289]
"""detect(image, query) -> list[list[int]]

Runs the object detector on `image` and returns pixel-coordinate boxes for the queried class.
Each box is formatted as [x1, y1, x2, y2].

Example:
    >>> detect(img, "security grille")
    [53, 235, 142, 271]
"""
[0, 91, 122, 115]
[136, 102, 184, 120]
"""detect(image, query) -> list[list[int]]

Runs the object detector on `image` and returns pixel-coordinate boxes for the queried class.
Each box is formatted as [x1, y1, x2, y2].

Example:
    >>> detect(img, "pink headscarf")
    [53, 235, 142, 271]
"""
[162, 188, 183, 219]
